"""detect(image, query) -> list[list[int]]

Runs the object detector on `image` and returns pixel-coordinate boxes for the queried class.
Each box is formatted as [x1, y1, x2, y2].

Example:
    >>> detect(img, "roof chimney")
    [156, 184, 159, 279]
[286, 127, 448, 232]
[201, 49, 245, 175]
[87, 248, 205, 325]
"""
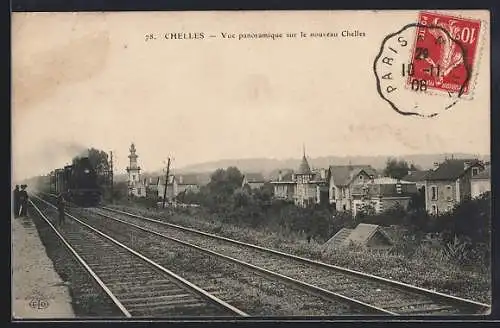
[278, 170, 283, 182]
[433, 162, 439, 170]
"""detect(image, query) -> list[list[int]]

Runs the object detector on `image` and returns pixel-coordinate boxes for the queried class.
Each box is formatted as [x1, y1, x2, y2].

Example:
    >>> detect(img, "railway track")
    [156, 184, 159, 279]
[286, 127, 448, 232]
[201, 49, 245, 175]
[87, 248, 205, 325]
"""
[88, 204, 491, 316]
[34, 194, 387, 315]
[36, 193, 491, 316]
[29, 198, 247, 318]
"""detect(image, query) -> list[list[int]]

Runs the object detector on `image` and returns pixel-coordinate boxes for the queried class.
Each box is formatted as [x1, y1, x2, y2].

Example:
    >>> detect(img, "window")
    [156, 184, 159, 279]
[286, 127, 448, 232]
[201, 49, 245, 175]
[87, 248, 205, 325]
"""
[472, 167, 479, 176]
[446, 185, 452, 201]
[359, 175, 363, 180]
[431, 204, 438, 215]
[431, 186, 438, 200]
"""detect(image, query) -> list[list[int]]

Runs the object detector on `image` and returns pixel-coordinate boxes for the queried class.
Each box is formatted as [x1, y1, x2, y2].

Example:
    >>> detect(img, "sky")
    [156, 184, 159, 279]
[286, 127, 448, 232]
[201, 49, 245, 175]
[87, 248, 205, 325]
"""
[11, 11, 490, 181]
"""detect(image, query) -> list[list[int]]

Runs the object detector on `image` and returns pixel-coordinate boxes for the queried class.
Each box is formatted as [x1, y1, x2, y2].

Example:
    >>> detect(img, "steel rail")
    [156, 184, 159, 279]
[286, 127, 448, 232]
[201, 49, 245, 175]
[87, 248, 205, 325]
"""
[28, 199, 132, 318]
[100, 205, 491, 314]
[33, 195, 249, 317]
[89, 208, 397, 315]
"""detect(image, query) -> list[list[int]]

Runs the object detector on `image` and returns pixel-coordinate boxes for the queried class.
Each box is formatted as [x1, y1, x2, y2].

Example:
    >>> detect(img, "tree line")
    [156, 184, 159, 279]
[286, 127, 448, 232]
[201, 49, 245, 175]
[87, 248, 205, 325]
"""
[77, 149, 490, 246]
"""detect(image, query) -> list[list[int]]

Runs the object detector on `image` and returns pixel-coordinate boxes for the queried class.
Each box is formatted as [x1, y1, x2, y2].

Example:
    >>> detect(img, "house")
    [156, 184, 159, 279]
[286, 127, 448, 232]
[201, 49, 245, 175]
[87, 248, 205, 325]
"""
[471, 166, 490, 198]
[402, 170, 432, 191]
[424, 158, 485, 215]
[241, 173, 266, 190]
[157, 175, 176, 201]
[271, 170, 296, 201]
[176, 174, 202, 195]
[270, 150, 328, 207]
[157, 174, 204, 202]
[324, 223, 393, 249]
[328, 165, 377, 212]
[145, 177, 160, 198]
[350, 177, 418, 217]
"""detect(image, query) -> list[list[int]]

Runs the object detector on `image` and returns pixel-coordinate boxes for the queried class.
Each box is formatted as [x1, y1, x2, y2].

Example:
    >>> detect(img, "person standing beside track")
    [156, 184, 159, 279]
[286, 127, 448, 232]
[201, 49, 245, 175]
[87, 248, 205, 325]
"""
[13, 185, 20, 218]
[18, 185, 29, 217]
[57, 193, 66, 226]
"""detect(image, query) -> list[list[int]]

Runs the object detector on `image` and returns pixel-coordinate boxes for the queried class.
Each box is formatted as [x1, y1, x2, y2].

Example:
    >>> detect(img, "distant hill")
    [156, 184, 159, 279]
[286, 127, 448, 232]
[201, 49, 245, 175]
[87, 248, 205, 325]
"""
[173, 153, 490, 178]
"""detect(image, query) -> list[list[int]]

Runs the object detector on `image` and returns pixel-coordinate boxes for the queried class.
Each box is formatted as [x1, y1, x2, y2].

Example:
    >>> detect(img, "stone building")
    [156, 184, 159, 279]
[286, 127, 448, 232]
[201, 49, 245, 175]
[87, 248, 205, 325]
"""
[424, 158, 485, 215]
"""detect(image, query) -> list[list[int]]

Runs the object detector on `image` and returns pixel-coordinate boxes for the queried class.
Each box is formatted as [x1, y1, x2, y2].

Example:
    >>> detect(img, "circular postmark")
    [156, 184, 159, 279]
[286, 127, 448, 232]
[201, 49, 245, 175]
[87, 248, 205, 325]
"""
[374, 22, 473, 118]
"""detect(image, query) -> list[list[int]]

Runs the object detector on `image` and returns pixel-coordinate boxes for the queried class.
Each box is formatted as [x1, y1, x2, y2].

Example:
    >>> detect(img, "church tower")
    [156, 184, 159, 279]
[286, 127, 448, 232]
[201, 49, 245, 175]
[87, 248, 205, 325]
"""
[126, 143, 142, 196]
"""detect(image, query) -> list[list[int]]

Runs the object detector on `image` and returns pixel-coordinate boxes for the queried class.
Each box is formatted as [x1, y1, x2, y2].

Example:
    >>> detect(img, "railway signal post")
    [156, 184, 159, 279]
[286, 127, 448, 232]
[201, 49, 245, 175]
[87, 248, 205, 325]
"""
[109, 151, 114, 203]
[162, 158, 171, 209]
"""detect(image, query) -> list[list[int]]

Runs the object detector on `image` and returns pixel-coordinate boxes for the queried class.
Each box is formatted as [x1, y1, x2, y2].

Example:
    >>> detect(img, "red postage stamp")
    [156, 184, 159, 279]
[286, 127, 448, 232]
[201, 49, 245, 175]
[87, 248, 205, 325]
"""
[408, 11, 482, 96]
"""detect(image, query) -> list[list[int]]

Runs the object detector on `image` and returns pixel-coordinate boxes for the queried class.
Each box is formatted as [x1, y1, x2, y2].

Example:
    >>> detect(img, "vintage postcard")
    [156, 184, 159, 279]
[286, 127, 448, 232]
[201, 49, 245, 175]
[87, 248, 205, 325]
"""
[11, 10, 491, 319]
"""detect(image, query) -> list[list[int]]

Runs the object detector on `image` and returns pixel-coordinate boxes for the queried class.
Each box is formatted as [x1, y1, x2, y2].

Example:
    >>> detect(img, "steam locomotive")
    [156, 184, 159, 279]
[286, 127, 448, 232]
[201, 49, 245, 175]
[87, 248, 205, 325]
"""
[49, 157, 102, 206]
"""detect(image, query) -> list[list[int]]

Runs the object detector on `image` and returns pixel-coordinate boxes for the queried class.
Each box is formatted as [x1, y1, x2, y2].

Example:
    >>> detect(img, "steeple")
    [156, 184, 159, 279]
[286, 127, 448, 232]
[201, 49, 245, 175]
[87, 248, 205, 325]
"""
[297, 144, 311, 174]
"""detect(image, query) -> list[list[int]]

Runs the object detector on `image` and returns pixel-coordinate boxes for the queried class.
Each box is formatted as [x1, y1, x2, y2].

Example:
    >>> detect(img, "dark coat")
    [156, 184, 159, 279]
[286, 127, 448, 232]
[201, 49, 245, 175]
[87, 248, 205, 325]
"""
[18, 190, 28, 204]
[57, 196, 65, 212]
[13, 187, 20, 216]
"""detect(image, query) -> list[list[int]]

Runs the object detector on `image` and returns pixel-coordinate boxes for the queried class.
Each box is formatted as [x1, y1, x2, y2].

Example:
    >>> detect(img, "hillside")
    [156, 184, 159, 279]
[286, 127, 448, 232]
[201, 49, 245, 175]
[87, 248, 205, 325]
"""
[173, 153, 490, 177]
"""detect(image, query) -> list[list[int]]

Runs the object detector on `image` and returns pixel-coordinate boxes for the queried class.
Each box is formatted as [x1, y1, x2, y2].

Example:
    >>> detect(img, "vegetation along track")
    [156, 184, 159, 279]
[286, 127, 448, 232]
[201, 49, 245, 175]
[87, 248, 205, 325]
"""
[91, 205, 491, 316]
[30, 197, 247, 318]
[35, 194, 378, 316]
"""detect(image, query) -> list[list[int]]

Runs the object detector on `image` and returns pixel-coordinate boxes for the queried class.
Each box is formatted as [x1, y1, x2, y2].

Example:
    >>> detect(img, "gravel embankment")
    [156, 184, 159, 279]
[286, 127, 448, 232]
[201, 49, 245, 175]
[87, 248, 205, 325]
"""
[76, 209, 361, 316]
[29, 202, 126, 317]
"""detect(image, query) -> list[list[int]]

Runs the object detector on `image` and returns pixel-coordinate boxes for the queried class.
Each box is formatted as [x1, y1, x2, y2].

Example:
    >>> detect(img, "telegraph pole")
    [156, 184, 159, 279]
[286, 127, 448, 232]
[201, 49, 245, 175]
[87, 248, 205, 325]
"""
[109, 151, 114, 203]
[162, 157, 171, 209]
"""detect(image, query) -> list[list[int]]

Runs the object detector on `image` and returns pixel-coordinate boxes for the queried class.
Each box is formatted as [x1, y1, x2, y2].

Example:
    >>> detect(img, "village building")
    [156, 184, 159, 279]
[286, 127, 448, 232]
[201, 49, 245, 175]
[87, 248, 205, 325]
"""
[471, 166, 491, 199]
[350, 177, 418, 217]
[271, 170, 296, 202]
[126, 143, 146, 197]
[328, 165, 377, 212]
[424, 158, 485, 215]
[402, 170, 432, 191]
[241, 173, 266, 190]
[156, 174, 204, 202]
[271, 150, 328, 207]
[145, 177, 160, 199]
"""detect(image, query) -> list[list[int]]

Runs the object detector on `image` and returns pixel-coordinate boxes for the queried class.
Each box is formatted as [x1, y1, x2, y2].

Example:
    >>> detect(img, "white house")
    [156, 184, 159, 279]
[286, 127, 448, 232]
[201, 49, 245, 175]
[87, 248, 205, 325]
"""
[471, 166, 490, 199]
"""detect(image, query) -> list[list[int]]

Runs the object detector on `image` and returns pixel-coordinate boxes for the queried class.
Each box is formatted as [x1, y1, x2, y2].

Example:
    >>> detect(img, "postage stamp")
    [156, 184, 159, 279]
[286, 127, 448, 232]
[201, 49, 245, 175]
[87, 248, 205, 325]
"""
[407, 11, 482, 96]
[373, 11, 486, 118]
